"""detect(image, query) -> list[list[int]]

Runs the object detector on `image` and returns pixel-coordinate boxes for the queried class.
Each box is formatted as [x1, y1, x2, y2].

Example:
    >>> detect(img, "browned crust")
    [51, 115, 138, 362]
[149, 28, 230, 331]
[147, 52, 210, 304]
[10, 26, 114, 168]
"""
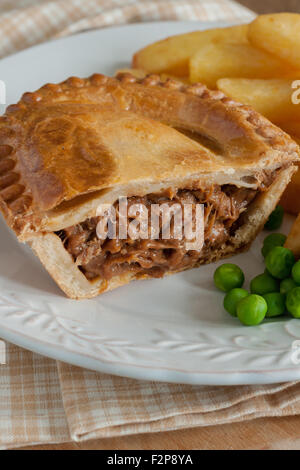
[0, 119, 33, 233]
[0, 73, 299, 239]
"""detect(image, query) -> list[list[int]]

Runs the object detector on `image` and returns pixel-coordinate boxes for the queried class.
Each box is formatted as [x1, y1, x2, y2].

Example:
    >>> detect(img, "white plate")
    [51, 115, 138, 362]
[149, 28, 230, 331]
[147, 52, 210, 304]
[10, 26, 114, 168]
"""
[0, 21, 300, 385]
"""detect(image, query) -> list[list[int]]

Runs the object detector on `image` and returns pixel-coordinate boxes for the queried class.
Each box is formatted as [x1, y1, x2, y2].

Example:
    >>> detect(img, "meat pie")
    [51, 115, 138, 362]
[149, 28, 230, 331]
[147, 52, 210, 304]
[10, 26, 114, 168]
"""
[0, 73, 299, 299]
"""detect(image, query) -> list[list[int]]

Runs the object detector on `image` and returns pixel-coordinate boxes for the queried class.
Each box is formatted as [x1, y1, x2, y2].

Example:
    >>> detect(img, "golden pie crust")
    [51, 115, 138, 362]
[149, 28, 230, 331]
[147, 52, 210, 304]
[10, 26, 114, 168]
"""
[0, 73, 299, 298]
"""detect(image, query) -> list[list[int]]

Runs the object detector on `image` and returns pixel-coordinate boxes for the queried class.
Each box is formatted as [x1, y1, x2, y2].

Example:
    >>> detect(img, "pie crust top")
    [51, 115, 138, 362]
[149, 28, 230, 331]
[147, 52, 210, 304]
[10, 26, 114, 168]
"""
[0, 72, 299, 238]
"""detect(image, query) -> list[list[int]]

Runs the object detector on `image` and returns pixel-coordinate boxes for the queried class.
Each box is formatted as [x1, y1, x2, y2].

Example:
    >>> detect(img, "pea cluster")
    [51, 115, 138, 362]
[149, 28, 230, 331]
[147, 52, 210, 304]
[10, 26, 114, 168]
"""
[213, 206, 300, 326]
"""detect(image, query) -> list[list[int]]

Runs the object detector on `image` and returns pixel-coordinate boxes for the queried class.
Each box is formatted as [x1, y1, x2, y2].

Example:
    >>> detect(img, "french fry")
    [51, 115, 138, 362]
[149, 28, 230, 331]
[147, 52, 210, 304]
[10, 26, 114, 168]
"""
[190, 43, 290, 89]
[114, 68, 189, 83]
[114, 68, 149, 79]
[277, 122, 300, 215]
[280, 164, 300, 215]
[217, 79, 300, 123]
[285, 213, 300, 258]
[132, 24, 249, 77]
[277, 122, 300, 141]
[248, 14, 300, 70]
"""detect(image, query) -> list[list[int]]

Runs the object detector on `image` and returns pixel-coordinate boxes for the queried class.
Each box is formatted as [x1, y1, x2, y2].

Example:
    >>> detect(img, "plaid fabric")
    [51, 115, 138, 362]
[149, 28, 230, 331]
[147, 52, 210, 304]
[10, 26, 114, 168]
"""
[0, 344, 69, 448]
[1, 0, 299, 450]
[0, 0, 254, 58]
[58, 363, 300, 443]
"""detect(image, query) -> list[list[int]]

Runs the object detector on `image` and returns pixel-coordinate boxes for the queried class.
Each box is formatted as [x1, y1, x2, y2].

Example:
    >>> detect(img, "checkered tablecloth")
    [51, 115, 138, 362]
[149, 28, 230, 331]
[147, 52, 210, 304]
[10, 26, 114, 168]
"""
[0, 0, 254, 58]
[1, 0, 300, 450]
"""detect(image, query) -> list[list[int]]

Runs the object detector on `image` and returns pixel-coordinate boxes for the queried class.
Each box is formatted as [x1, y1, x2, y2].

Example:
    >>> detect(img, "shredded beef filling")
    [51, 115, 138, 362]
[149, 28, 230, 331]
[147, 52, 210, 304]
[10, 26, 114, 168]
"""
[56, 184, 259, 281]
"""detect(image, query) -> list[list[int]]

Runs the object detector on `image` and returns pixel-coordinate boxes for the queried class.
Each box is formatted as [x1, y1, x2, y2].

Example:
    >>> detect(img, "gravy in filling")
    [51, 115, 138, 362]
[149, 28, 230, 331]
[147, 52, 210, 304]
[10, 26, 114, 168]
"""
[56, 184, 259, 281]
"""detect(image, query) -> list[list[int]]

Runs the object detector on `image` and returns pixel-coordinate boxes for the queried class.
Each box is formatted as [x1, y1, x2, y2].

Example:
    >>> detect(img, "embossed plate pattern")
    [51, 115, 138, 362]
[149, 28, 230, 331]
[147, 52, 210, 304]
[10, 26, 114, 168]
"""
[0, 22, 300, 384]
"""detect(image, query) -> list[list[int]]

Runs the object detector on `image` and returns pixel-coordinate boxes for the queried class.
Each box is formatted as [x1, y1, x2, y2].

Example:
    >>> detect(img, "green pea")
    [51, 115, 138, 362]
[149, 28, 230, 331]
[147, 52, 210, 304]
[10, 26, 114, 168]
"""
[237, 294, 267, 326]
[213, 264, 244, 292]
[250, 272, 279, 295]
[286, 287, 300, 318]
[261, 233, 287, 258]
[280, 278, 297, 295]
[292, 260, 300, 285]
[264, 205, 284, 231]
[265, 246, 295, 279]
[224, 288, 249, 317]
[263, 293, 286, 317]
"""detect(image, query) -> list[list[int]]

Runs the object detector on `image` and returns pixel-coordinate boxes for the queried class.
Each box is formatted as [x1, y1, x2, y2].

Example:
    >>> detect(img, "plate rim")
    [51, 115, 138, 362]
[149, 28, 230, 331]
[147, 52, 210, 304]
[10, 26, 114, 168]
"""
[1, 320, 300, 385]
[1, 20, 299, 386]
